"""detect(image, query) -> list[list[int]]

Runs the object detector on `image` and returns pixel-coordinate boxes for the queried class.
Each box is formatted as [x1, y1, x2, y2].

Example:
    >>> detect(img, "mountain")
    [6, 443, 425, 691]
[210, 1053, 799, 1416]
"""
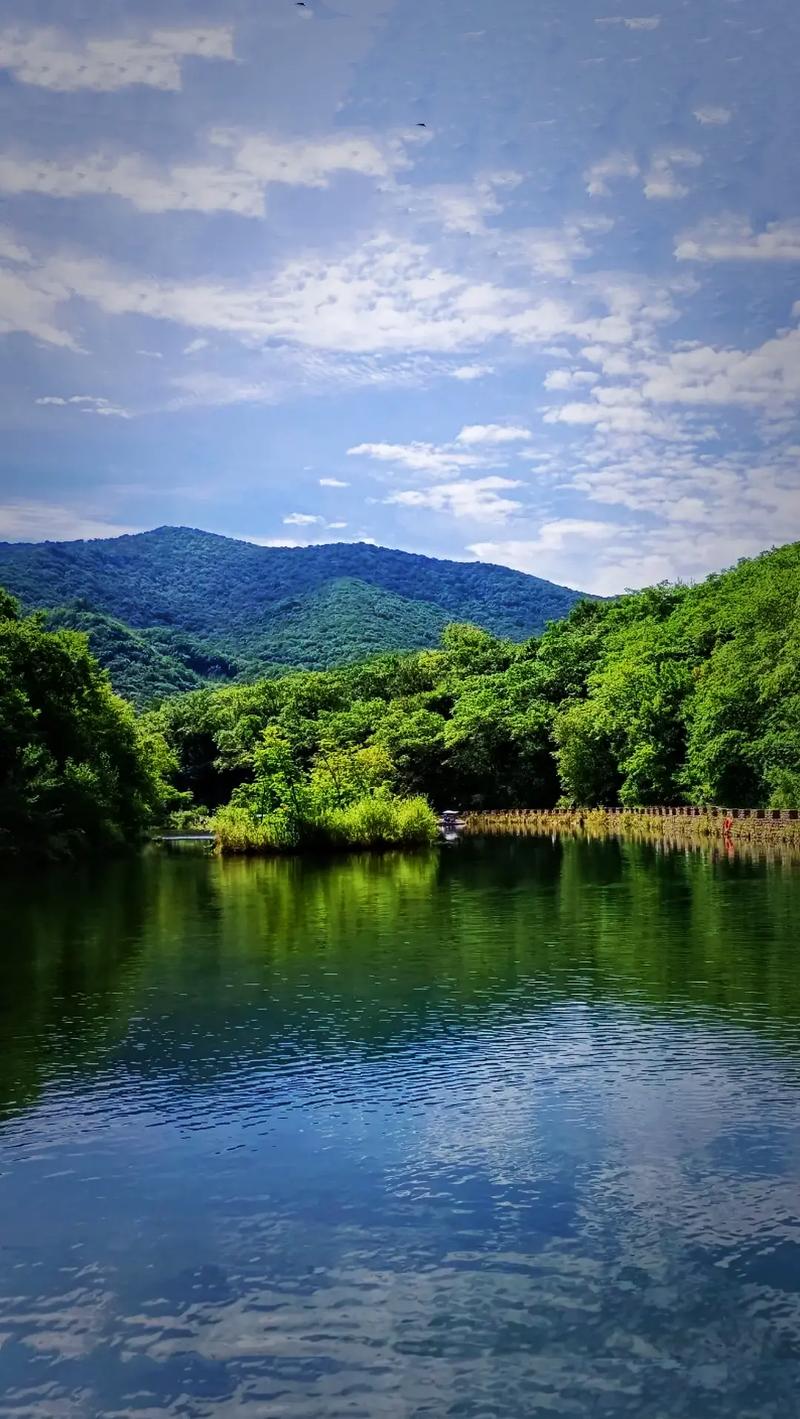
[0, 526, 589, 705]
[42, 606, 243, 705]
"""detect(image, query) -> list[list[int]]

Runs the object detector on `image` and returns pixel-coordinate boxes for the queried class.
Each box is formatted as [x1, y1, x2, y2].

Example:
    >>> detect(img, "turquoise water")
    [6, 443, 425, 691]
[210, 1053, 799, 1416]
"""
[1, 837, 799, 1417]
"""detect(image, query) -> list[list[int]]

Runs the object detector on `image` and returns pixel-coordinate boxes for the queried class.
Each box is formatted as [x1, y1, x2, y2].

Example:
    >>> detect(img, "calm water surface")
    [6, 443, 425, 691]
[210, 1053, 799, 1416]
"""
[1, 837, 799, 1417]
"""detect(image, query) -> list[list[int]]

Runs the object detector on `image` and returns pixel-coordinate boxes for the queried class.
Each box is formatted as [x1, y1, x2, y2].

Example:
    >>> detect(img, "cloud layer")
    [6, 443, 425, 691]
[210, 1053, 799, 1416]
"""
[2, 0, 800, 593]
[0, 25, 234, 92]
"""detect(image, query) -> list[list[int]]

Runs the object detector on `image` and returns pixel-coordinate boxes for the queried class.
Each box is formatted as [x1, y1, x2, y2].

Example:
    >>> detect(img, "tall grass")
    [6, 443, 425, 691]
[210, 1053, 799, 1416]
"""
[212, 794, 439, 855]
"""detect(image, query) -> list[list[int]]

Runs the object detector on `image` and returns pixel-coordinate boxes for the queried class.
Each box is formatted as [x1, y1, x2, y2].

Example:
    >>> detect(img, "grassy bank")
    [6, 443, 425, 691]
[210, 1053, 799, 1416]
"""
[465, 808, 800, 854]
[212, 794, 439, 855]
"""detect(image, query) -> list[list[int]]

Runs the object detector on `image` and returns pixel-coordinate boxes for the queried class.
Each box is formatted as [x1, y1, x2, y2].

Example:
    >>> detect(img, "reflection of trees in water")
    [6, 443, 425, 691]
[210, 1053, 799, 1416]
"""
[2, 838, 800, 1125]
[0, 856, 154, 1122]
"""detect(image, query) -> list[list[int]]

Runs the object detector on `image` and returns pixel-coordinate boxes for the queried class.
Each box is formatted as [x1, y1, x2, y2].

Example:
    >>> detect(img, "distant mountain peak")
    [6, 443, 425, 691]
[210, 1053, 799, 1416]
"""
[0, 525, 591, 705]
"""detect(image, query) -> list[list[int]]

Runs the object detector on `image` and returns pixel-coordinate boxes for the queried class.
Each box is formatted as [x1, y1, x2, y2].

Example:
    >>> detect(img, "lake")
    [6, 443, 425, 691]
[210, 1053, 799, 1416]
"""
[1, 837, 799, 1417]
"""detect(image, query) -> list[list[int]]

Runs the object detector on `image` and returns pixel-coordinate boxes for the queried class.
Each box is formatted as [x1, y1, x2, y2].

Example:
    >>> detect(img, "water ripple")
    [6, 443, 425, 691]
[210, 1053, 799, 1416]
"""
[1, 839, 800, 1416]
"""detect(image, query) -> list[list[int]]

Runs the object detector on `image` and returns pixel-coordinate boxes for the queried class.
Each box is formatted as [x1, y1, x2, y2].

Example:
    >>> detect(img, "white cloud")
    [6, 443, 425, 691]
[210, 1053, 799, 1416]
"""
[167, 371, 280, 409]
[45, 239, 484, 350]
[643, 148, 702, 201]
[0, 151, 258, 216]
[491, 218, 609, 279]
[35, 394, 130, 418]
[595, 16, 661, 30]
[580, 347, 634, 376]
[349, 424, 539, 485]
[585, 152, 640, 198]
[399, 171, 519, 236]
[0, 128, 410, 218]
[348, 440, 485, 476]
[0, 226, 32, 264]
[137, 348, 162, 359]
[387, 477, 523, 522]
[693, 106, 732, 126]
[543, 386, 680, 438]
[586, 148, 701, 201]
[543, 369, 598, 391]
[211, 125, 409, 186]
[473, 518, 617, 560]
[327, 521, 348, 530]
[641, 325, 800, 410]
[676, 217, 800, 263]
[469, 517, 776, 597]
[455, 424, 531, 445]
[470, 520, 620, 589]
[0, 25, 234, 92]
[0, 500, 139, 541]
[183, 337, 209, 355]
[451, 364, 494, 381]
[167, 350, 440, 410]
[283, 512, 325, 526]
[319, 477, 349, 487]
[0, 259, 82, 349]
[0, 232, 696, 363]
[507, 395, 800, 592]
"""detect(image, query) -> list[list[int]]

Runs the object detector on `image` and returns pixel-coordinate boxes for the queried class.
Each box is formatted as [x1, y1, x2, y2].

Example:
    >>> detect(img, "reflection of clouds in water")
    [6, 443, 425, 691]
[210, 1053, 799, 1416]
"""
[6, 1207, 797, 1416]
[393, 1015, 800, 1339]
[3, 848, 800, 1416]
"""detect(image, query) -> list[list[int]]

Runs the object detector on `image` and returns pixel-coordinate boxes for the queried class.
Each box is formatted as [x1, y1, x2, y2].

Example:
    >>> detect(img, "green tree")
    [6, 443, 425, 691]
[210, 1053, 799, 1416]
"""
[0, 592, 162, 857]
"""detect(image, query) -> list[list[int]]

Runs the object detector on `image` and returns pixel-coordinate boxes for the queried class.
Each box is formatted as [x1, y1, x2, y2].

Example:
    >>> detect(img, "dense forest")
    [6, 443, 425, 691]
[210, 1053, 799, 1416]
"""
[0, 591, 165, 859]
[2, 540, 799, 858]
[0, 526, 585, 704]
[145, 541, 800, 829]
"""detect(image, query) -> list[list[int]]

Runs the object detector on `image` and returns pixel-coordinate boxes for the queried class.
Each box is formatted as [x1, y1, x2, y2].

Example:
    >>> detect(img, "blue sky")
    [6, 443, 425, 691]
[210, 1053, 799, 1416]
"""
[1, 0, 799, 593]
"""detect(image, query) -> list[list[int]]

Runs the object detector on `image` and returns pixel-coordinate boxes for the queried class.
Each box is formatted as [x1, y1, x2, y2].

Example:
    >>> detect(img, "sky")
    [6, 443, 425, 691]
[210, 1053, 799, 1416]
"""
[1, 0, 800, 593]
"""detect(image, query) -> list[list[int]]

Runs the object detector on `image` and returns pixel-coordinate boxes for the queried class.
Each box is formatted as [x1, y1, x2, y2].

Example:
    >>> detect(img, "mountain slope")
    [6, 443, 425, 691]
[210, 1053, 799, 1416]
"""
[242, 577, 454, 668]
[0, 526, 590, 703]
[43, 606, 244, 704]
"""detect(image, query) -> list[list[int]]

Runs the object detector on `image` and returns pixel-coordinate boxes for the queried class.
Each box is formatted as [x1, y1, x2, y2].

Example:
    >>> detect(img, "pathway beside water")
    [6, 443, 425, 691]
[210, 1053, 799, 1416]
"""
[1, 837, 799, 1417]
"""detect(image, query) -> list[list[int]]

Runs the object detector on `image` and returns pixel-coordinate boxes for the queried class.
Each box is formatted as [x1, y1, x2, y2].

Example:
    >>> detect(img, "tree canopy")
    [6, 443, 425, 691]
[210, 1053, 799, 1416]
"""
[145, 542, 800, 816]
[0, 592, 166, 858]
[3, 539, 798, 861]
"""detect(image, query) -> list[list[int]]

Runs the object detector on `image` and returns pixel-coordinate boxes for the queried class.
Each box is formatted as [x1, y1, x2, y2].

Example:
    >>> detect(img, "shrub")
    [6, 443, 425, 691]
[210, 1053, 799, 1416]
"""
[211, 793, 438, 855]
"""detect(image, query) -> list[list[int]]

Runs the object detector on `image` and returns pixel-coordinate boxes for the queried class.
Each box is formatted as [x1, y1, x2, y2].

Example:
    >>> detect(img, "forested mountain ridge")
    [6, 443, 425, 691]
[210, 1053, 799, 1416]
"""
[144, 540, 800, 817]
[3, 539, 799, 859]
[0, 526, 587, 704]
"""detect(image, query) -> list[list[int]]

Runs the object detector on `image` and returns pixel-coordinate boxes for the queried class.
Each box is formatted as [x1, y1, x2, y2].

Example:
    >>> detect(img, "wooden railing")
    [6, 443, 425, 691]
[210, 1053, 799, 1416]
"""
[467, 805, 799, 821]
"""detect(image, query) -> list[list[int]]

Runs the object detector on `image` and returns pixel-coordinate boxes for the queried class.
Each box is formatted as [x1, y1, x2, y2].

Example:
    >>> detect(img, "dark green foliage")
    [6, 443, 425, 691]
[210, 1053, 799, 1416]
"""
[0, 526, 586, 703]
[213, 727, 438, 853]
[146, 542, 800, 815]
[0, 593, 163, 858]
[44, 605, 244, 705]
[5, 540, 797, 863]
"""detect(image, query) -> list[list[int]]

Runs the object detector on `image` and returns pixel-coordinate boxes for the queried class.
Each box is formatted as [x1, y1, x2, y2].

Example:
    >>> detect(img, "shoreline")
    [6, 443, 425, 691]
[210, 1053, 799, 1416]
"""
[463, 808, 800, 863]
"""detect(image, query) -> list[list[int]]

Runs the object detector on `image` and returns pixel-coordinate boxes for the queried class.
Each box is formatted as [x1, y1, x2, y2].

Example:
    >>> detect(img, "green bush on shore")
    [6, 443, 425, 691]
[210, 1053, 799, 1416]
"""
[212, 793, 438, 855]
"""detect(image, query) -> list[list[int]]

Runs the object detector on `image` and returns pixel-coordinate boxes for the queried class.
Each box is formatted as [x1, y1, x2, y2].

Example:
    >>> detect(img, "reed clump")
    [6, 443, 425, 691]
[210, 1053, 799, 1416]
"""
[212, 794, 439, 855]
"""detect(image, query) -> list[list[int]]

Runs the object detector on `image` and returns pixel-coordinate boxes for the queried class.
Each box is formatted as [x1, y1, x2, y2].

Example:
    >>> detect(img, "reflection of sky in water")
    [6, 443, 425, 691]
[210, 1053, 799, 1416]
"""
[1, 841, 800, 1415]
